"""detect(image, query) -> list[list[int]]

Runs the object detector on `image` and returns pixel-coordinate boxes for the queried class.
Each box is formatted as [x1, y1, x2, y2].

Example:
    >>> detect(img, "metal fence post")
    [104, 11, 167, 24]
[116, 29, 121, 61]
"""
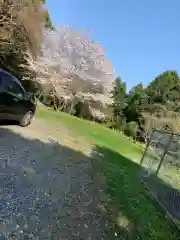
[155, 133, 173, 175]
[140, 130, 154, 166]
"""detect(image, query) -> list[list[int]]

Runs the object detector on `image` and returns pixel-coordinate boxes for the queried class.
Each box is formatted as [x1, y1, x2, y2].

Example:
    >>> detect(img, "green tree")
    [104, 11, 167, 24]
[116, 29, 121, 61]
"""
[0, 0, 45, 81]
[146, 70, 180, 104]
[44, 14, 55, 30]
[124, 121, 139, 139]
[41, 0, 55, 29]
[111, 77, 127, 130]
[124, 83, 148, 123]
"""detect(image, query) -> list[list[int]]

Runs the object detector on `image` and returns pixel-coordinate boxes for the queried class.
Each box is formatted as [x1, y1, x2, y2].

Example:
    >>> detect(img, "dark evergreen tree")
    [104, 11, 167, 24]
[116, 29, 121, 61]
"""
[111, 77, 127, 130]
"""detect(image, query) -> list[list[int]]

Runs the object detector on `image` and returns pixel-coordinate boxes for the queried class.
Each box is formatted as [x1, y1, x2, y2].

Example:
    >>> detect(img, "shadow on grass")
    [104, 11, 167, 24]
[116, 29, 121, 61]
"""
[91, 145, 180, 240]
[144, 173, 180, 222]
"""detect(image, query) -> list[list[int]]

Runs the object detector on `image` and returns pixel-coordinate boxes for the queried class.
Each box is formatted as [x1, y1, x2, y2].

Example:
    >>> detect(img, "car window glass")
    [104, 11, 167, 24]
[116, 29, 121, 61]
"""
[0, 75, 2, 85]
[7, 80, 24, 98]
[0, 72, 8, 86]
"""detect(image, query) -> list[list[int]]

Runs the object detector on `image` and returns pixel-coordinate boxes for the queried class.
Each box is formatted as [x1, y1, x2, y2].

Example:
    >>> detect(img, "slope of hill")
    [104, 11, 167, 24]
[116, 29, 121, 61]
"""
[37, 107, 179, 239]
[0, 107, 178, 239]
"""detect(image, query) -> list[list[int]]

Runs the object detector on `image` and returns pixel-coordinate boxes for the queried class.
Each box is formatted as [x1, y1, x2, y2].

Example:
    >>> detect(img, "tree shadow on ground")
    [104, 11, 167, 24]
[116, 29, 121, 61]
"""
[0, 126, 179, 239]
[144, 173, 180, 222]
[91, 145, 180, 239]
[0, 127, 110, 239]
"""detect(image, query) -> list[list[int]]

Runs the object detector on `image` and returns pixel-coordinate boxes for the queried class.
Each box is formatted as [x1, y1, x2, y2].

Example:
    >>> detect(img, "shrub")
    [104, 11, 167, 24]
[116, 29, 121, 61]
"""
[124, 121, 139, 138]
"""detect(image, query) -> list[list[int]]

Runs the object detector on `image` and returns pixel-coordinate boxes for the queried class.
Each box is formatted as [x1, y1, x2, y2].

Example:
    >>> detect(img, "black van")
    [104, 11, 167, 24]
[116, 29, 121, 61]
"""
[0, 69, 36, 127]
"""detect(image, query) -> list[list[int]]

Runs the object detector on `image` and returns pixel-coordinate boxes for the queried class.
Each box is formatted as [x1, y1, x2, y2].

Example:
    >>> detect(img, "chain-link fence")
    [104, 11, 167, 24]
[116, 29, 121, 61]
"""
[140, 129, 180, 227]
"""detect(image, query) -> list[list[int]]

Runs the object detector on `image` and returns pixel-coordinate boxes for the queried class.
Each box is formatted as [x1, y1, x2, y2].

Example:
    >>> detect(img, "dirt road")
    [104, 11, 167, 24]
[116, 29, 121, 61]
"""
[0, 120, 107, 239]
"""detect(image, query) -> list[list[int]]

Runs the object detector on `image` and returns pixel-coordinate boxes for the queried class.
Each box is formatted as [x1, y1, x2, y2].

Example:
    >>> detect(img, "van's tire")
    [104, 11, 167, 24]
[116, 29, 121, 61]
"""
[20, 111, 34, 127]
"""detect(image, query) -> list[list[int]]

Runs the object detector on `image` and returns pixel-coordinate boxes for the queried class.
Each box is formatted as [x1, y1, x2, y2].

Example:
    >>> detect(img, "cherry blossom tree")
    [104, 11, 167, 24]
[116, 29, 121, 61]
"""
[32, 26, 115, 120]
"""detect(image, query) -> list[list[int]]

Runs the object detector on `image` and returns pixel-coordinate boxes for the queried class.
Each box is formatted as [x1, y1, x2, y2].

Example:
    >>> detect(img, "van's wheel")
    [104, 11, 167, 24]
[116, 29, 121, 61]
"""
[20, 111, 34, 127]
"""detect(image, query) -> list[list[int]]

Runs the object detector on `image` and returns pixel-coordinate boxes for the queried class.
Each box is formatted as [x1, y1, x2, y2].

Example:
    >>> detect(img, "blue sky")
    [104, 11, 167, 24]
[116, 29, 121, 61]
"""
[46, 0, 180, 90]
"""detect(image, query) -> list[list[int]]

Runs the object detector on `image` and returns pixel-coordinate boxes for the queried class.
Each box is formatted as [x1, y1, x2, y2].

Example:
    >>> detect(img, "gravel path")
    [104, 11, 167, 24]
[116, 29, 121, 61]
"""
[0, 121, 107, 239]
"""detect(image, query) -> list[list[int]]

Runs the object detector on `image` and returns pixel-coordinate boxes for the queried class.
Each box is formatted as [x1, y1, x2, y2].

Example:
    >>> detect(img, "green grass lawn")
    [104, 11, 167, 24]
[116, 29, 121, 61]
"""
[37, 108, 142, 159]
[37, 108, 179, 239]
